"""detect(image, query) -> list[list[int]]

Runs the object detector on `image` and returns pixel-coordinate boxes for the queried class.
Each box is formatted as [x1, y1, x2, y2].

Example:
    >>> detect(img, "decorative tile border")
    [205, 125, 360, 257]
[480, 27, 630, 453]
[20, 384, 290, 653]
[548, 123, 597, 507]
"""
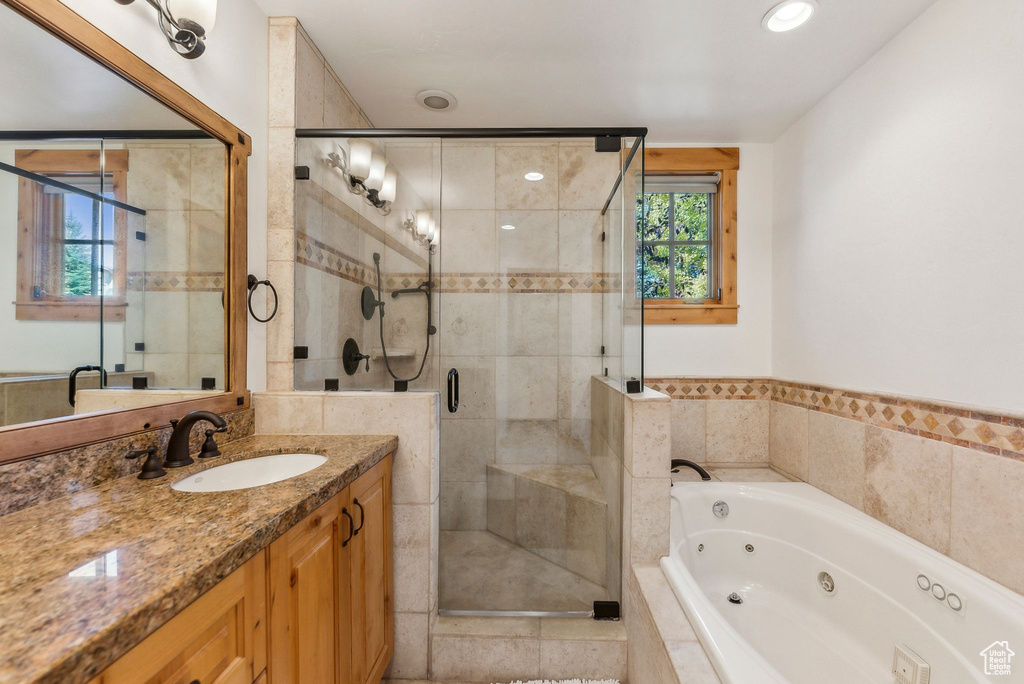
[295, 231, 378, 289]
[127, 271, 225, 292]
[645, 377, 772, 400]
[647, 376, 1024, 462]
[430, 272, 620, 294]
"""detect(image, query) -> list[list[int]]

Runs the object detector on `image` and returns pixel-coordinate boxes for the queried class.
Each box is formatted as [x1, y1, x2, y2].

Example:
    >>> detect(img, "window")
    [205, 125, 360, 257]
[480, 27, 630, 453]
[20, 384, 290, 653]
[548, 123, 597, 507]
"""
[638, 147, 739, 325]
[14, 150, 128, 321]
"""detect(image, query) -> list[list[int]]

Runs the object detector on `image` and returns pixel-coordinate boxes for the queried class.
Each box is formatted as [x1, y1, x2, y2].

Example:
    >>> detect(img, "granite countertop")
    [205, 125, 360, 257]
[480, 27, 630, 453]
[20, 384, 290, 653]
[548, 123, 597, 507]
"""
[0, 434, 398, 684]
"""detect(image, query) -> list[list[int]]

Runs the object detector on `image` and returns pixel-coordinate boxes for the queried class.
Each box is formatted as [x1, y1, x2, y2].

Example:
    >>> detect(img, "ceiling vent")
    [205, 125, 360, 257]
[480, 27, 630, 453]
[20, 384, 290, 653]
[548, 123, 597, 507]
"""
[416, 90, 457, 112]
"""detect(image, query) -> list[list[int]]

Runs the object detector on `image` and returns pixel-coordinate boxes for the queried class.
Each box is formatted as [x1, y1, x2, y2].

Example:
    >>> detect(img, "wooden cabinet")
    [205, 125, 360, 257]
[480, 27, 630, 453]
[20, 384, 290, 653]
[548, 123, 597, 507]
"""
[267, 454, 393, 684]
[91, 453, 394, 684]
[88, 550, 266, 684]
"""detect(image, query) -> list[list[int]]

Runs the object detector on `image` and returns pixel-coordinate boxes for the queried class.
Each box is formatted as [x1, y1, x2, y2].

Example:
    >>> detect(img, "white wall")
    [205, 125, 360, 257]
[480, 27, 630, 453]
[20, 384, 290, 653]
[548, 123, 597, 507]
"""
[57, 0, 270, 391]
[772, 0, 1024, 411]
[643, 143, 773, 378]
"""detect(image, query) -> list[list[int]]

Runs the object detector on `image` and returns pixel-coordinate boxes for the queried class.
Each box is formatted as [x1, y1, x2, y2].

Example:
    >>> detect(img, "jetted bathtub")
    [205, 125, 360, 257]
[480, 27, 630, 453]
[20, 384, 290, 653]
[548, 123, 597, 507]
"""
[661, 482, 1024, 684]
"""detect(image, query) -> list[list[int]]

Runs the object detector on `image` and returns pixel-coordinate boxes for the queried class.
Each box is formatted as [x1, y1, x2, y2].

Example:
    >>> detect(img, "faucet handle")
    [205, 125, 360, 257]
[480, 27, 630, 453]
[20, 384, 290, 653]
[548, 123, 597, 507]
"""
[198, 428, 224, 459]
[126, 446, 165, 480]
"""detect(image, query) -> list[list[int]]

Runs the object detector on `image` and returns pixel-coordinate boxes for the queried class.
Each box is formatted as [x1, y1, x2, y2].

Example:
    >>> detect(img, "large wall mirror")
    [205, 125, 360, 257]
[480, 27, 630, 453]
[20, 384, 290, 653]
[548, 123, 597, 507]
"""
[0, 0, 249, 461]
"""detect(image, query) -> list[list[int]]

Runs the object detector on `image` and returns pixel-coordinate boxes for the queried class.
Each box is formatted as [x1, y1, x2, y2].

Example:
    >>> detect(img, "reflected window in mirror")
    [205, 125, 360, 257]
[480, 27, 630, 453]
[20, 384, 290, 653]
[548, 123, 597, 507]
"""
[14, 149, 129, 321]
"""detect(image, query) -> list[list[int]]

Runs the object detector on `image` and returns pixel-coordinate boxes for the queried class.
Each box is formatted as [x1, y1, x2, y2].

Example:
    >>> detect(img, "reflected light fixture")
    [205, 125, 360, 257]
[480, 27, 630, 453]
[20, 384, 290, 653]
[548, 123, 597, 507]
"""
[524, 172, 544, 181]
[326, 139, 395, 214]
[762, 0, 817, 32]
[501, 224, 516, 231]
[112, 0, 217, 59]
[402, 210, 437, 249]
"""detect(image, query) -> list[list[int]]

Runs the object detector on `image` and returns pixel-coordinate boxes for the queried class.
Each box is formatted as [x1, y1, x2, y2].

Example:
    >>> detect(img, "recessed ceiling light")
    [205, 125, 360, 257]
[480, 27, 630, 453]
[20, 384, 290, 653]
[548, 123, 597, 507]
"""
[501, 224, 516, 231]
[524, 172, 544, 181]
[762, 0, 817, 32]
[416, 89, 458, 112]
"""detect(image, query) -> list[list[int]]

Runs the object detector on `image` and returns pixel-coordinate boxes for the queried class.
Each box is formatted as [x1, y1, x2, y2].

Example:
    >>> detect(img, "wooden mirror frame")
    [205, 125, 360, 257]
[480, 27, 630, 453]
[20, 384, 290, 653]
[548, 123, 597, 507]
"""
[0, 0, 250, 464]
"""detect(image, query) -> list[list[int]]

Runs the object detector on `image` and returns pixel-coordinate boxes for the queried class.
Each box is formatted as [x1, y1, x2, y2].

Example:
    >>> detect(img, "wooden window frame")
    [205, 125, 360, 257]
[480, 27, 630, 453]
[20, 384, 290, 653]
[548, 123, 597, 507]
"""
[0, 0, 251, 465]
[14, 148, 129, 322]
[642, 147, 739, 325]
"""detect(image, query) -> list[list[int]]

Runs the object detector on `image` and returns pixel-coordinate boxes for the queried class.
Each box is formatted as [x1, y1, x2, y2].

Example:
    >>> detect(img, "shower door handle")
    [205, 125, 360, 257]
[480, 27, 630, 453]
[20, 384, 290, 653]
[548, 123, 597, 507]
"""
[447, 368, 459, 413]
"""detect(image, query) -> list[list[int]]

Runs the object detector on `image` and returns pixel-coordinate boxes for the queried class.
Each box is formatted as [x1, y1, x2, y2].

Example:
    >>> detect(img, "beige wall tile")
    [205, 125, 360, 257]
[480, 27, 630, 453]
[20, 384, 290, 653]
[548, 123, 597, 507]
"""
[497, 210, 559, 272]
[441, 419, 495, 480]
[671, 399, 707, 464]
[496, 419, 558, 464]
[267, 128, 296, 233]
[439, 210, 497, 272]
[439, 293, 496, 356]
[864, 427, 952, 553]
[386, 612, 429, 680]
[558, 356, 601, 422]
[434, 616, 540, 637]
[495, 145, 558, 210]
[566, 495, 606, 586]
[266, 361, 293, 392]
[323, 71, 362, 128]
[558, 293, 603, 357]
[265, 260, 295, 364]
[486, 466, 516, 541]
[558, 419, 591, 464]
[430, 634, 540, 682]
[807, 411, 867, 509]
[439, 356, 495, 420]
[441, 145, 496, 210]
[268, 21, 297, 128]
[538, 639, 626, 682]
[497, 356, 559, 420]
[294, 31, 325, 128]
[769, 401, 809, 480]
[392, 504, 431, 613]
[666, 640, 721, 684]
[557, 145, 619, 210]
[440, 481, 487, 530]
[515, 477, 567, 565]
[951, 446, 1024, 594]
[497, 293, 559, 356]
[629, 476, 671, 566]
[253, 393, 323, 434]
[624, 396, 671, 478]
[705, 400, 769, 463]
[557, 210, 604, 272]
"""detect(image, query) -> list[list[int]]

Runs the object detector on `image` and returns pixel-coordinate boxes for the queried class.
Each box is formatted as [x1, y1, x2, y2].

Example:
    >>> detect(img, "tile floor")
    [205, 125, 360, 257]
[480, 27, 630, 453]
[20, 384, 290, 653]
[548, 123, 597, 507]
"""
[440, 530, 608, 612]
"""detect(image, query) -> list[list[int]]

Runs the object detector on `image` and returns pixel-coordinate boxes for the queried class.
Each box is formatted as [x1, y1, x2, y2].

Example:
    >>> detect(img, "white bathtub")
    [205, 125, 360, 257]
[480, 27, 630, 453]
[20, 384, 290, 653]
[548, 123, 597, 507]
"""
[661, 482, 1024, 684]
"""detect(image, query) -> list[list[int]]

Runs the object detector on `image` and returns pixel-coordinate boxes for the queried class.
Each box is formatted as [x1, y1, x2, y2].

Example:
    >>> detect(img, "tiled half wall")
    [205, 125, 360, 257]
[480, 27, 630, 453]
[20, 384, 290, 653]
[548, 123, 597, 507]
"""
[646, 376, 1024, 595]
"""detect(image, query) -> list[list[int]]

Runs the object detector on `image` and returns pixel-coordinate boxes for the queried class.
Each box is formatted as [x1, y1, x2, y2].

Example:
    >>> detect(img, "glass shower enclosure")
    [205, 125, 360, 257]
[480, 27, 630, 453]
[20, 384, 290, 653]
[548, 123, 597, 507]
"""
[293, 128, 645, 616]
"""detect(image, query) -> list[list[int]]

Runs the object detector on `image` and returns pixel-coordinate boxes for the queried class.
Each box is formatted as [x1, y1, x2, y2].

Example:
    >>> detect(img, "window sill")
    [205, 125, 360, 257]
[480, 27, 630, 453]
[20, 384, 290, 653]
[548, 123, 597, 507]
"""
[15, 300, 127, 322]
[644, 302, 738, 325]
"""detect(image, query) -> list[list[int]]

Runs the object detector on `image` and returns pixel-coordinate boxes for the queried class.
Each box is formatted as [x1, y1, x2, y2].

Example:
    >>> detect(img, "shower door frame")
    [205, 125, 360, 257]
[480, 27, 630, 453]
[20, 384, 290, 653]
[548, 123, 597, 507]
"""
[296, 127, 647, 618]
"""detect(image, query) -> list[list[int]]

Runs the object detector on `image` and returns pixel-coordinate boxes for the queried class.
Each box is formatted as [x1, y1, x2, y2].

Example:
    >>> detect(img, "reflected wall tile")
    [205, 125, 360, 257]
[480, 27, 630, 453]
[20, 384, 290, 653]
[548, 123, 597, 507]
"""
[441, 419, 495, 481]
[497, 356, 559, 420]
[188, 211, 226, 272]
[497, 293, 559, 356]
[143, 211, 189, 271]
[558, 145, 619, 210]
[127, 147, 190, 211]
[496, 420, 558, 464]
[558, 210, 604, 273]
[441, 145, 496, 210]
[497, 210, 558, 272]
[189, 143, 226, 212]
[864, 426, 952, 553]
[807, 411, 867, 509]
[142, 291, 189, 353]
[496, 145, 558, 210]
[187, 353, 224, 389]
[187, 292, 224, 354]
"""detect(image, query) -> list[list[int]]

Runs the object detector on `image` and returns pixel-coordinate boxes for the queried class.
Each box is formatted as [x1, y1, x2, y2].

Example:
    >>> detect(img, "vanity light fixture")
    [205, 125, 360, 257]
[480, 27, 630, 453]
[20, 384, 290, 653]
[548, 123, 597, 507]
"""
[761, 0, 817, 32]
[524, 172, 544, 181]
[113, 0, 217, 59]
[326, 139, 395, 214]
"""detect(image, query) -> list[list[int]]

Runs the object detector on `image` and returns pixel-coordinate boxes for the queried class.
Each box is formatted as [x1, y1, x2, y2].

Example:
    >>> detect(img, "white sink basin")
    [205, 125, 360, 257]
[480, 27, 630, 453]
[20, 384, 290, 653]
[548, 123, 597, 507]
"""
[171, 453, 328, 492]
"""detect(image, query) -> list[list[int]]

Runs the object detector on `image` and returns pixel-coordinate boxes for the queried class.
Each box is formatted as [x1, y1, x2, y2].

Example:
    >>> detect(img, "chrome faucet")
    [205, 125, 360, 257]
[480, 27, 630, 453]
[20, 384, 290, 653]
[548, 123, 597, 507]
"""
[164, 410, 227, 468]
[671, 459, 712, 481]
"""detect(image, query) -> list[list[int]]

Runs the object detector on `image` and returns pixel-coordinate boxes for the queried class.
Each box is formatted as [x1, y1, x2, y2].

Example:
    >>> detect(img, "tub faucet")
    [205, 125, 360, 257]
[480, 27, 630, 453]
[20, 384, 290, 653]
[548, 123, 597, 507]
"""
[164, 410, 227, 468]
[671, 459, 711, 481]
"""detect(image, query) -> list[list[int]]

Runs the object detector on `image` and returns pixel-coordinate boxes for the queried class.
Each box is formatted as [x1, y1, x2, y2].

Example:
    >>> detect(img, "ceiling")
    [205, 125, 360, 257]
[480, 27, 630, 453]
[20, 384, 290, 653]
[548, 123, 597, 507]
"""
[255, 0, 937, 142]
[0, 3, 192, 131]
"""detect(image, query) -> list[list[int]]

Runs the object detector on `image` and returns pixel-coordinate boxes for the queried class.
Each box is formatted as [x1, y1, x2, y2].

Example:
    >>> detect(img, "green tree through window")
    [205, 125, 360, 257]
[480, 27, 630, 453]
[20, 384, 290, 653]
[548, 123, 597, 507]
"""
[637, 191, 712, 299]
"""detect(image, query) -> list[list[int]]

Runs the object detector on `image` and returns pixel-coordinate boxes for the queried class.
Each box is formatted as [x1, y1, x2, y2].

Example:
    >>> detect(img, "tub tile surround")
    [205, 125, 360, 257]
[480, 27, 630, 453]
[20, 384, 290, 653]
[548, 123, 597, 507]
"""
[0, 407, 253, 516]
[253, 390, 439, 679]
[647, 376, 1024, 595]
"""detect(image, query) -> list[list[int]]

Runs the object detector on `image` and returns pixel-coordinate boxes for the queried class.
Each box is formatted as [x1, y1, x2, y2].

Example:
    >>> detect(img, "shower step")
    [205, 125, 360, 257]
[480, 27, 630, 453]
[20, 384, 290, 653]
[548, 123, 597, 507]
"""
[486, 464, 609, 587]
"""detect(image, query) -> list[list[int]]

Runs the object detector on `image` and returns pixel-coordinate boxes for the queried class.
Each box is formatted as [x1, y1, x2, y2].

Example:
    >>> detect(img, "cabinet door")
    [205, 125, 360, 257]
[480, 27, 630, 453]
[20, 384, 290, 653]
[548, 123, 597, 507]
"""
[268, 493, 350, 684]
[346, 455, 393, 684]
[88, 550, 266, 684]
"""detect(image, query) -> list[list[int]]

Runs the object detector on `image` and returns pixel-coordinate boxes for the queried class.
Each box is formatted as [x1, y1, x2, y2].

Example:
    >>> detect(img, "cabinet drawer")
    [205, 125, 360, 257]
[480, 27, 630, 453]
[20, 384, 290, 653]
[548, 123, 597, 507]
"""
[89, 550, 266, 684]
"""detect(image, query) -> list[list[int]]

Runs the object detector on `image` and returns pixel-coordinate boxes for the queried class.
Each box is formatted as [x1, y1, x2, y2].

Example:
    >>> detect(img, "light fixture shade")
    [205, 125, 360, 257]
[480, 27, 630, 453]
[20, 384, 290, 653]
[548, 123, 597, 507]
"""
[415, 210, 431, 236]
[168, 0, 217, 34]
[379, 167, 398, 203]
[365, 153, 388, 192]
[347, 139, 374, 180]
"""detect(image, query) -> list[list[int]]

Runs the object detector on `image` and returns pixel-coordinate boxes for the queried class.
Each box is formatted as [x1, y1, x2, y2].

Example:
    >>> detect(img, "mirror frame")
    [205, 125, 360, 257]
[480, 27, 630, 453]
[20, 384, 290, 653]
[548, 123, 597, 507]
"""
[0, 0, 250, 464]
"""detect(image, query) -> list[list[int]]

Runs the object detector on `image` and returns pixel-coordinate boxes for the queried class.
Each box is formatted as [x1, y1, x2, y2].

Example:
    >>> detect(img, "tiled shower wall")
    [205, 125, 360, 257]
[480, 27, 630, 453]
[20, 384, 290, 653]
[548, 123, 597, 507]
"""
[647, 377, 1024, 595]
[437, 141, 620, 531]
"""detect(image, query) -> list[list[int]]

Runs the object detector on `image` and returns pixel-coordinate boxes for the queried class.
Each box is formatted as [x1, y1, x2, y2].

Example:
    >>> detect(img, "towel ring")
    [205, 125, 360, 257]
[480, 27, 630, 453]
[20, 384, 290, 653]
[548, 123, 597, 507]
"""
[247, 274, 278, 323]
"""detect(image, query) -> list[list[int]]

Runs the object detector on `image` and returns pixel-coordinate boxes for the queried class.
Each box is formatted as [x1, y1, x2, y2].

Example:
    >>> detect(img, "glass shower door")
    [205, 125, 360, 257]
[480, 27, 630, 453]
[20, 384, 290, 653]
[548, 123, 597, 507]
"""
[437, 137, 627, 615]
